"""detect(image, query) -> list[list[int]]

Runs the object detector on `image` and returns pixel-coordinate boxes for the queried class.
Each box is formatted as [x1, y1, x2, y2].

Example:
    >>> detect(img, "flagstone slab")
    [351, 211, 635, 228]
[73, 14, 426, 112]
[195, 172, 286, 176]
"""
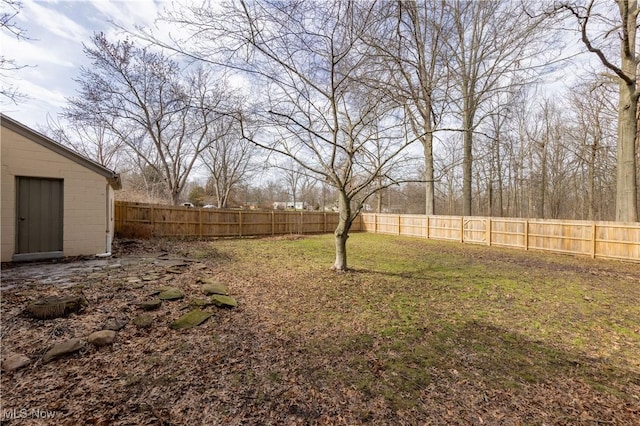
[170, 309, 213, 330]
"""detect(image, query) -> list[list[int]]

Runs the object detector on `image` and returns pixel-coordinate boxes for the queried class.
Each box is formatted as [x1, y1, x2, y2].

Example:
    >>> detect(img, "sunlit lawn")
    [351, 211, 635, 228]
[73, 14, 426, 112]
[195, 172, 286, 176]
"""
[209, 233, 640, 413]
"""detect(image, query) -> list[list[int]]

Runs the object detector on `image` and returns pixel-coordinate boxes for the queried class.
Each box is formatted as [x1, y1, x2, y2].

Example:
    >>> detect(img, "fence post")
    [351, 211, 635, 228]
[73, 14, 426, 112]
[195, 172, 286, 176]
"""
[300, 211, 304, 234]
[591, 223, 597, 259]
[426, 216, 430, 239]
[199, 209, 203, 238]
[271, 211, 275, 235]
[486, 217, 491, 246]
[398, 214, 402, 235]
[460, 216, 464, 243]
[239, 211, 243, 237]
[524, 220, 529, 250]
[374, 214, 378, 234]
[150, 206, 155, 231]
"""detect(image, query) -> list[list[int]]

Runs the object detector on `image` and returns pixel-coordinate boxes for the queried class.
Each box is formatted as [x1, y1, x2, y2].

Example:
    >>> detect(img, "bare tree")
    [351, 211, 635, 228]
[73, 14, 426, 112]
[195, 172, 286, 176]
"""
[125, 161, 169, 202]
[555, 0, 638, 221]
[435, 134, 463, 215]
[446, 0, 551, 216]
[276, 159, 318, 209]
[375, 0, 450, 215]
[154, 0, 419, 270]
[501, 88, 536, 218]
[486, 102, 509, 217]
[1, 0, 28, 103]
[535, 100, 572, 219]
[246, 179, 289, 209]
[65, 33, 230, 205]
[45, 116, 127, 170]
[565, 78, 617, 219]
[202, 118, 257, 209]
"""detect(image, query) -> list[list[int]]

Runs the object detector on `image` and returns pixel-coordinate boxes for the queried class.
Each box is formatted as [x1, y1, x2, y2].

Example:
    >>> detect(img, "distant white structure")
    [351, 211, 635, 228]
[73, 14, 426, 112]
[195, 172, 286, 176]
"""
[273, 201, 309, 210]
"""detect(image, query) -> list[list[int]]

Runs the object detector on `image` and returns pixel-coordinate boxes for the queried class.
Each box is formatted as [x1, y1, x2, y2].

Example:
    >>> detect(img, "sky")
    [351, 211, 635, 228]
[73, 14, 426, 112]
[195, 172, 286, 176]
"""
[1, 0, 169, 129]
[1, 0, 596, 134]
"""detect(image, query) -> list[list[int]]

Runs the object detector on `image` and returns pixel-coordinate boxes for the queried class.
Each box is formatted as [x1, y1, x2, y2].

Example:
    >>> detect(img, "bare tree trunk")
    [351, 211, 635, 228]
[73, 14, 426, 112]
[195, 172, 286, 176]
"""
[172, 190, 181, 206]
[376, 178, 383, 213]
[214, 184, 222, 208]
[615, 0, 638, 221]
[495, 141, 504, 217]
[333, 192, 352, 271]
[462, 113, 473, 216]
[424, 132, 435, 215]
[588, 136, 598, 220]
[527, 146, 535, 218]
[487, 181, 493, 216]
[617, 80, 638, 221]
[539, 137, 547, 219]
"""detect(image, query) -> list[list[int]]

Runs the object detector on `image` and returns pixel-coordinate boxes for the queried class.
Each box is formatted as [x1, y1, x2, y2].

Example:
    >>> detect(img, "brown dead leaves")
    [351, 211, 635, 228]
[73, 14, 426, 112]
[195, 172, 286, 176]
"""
[1, 235, 639, 425]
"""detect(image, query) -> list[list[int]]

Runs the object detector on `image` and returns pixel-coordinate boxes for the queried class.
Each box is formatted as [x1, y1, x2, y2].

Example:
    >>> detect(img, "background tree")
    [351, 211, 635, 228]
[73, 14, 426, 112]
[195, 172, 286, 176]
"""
[201, 111, 256, 208]
[46, 116, 126, 170]
[65, 33, 231, 205]
[446, 0, 551, 216]
[567, 77, 617, 220]
[156, 0, 420, 270]
[375, 0, 450, 215]
[246, 179, 290, 209]
[476, 90, 518, 217]
[435, 134, 464, 215]
[1, 0, 28, 103]
[278, 159, 315, 209]
[556, 0, 638, 221]
[188, 184, 207, 206]
[115, 162, 169, 204]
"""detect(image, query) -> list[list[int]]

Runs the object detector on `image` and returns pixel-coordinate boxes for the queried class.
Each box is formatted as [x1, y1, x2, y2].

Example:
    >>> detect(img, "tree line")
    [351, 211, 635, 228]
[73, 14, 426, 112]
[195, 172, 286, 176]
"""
[42, 0, 638, 270]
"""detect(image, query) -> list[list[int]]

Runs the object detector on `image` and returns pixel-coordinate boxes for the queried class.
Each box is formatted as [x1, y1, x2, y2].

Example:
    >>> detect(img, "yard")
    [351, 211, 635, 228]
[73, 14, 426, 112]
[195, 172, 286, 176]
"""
[1, 233, 639, 425]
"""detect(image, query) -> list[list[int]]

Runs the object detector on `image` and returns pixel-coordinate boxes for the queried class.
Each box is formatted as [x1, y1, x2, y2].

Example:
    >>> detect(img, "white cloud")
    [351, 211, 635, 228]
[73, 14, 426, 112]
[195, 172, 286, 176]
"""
[90, 0, 166, 38]
[0, 34, 75, 68]
[1, 1, 171, 128]
[20, 0, 90, 42]
[19, 78, 68, 108]
[2, 79, 68, 128]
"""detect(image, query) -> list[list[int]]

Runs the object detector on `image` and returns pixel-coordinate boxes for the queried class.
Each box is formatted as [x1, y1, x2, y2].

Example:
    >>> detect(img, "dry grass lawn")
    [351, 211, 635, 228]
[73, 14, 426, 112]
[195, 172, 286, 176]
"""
[1, 233, 639, 425]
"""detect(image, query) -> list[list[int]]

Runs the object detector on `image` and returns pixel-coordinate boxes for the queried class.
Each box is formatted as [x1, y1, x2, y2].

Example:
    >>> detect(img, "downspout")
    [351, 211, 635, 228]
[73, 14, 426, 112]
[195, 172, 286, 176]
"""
[96, 182, 112, 257]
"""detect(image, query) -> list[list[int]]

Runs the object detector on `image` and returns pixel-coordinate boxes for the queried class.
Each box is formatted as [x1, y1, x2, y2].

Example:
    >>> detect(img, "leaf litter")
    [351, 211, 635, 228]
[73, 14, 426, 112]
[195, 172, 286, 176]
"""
[0, 235, 639, 425]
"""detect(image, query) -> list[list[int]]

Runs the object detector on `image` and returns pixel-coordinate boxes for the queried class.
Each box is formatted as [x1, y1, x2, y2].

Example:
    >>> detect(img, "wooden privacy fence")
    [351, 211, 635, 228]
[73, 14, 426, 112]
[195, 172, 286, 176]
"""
[115, 202, 639, 262]
[359, 213, 640, 262]
[114, 202, 352, 238]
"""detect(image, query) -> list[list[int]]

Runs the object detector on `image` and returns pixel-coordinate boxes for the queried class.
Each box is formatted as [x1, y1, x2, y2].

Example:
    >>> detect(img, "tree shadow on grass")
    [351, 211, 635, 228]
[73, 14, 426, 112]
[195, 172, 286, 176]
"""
[306, 319, 640, 424]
